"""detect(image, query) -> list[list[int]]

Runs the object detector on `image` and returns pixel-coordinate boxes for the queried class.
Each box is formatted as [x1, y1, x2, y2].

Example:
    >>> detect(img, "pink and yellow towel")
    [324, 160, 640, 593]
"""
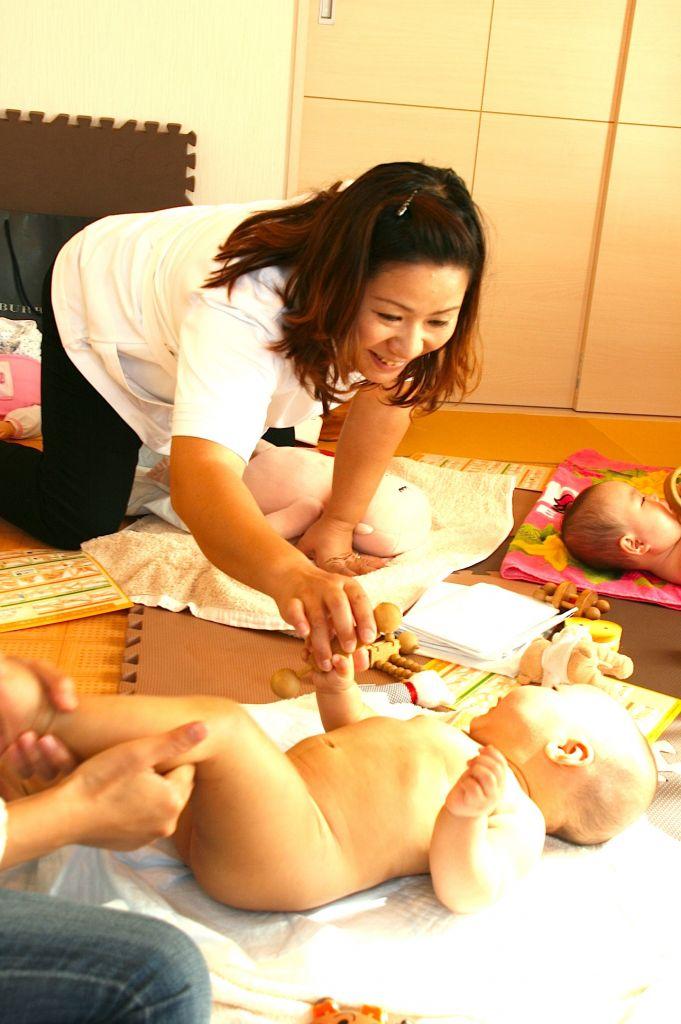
[500, 448, 681, 611]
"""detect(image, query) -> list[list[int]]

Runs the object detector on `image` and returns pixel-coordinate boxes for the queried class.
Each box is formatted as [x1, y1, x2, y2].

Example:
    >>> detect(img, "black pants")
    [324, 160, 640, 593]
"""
[0, 268, 142, 548]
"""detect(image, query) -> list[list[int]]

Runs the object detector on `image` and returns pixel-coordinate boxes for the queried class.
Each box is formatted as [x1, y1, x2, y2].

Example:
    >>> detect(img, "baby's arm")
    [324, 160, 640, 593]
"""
[311, 650, 377, 731]
[429, 746, 545, 913]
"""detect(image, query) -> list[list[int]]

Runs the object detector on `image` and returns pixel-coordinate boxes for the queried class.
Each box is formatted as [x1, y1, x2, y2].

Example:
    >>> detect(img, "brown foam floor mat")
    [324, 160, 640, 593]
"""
[121, 605, 421, 703]
[1, 109, 195, 218]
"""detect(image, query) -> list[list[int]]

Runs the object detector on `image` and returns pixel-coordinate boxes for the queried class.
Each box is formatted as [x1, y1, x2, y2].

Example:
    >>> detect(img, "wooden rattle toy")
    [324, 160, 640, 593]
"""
[270, 602, 423, 699]
[664, 466, 681, 519]
[532, 580, 610, 619]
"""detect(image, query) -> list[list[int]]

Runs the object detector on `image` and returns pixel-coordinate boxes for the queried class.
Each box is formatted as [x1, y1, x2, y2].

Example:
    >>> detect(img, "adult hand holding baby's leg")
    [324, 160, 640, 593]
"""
[61, 723, 206, 850]
[0, 722, 208, 871]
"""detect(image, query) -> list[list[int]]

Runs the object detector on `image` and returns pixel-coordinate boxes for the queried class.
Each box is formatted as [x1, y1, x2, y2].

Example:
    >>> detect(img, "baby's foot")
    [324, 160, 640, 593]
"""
[0, 657, 55, 754]
[267, 497, 324, 540]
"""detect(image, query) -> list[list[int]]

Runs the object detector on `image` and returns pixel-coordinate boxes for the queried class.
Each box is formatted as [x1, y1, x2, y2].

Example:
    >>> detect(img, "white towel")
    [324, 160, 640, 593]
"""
[83, 459, 515, 630]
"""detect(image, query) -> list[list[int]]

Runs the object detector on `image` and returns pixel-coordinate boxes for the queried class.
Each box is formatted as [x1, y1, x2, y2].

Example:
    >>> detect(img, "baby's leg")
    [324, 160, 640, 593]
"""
[7, 686, 347, 911]
[265, 497, 324, 539]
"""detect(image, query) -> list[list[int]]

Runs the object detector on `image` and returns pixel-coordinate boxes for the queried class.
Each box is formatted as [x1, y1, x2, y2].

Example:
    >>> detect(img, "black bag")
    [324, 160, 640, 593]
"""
[0, 210, 92, 331]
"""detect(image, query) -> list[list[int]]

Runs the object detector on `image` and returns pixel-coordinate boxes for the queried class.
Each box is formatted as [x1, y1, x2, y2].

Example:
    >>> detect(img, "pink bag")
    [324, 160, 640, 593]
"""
[0, 353, 41, 417]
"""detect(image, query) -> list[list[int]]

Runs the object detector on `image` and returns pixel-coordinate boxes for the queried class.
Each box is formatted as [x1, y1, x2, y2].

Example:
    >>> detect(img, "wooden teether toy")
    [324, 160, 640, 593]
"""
[664, 466, 681, 520]
[270, 602, 423, 699]
[533, 581, 610, 619]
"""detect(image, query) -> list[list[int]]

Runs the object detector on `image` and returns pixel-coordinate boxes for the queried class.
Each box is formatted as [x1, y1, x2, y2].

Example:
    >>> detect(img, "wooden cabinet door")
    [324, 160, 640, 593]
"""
[483, 0, 627, 120]
[472, 114, 608, 408]
[576, 125, 681, 416]
[304, 0, 492, 110]
[620, 0, 681, 127]
[297, 98, 478, 193]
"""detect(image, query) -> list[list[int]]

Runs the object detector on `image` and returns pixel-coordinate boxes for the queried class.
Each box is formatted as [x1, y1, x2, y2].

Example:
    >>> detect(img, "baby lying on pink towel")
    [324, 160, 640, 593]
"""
[501, 449, 681, 611]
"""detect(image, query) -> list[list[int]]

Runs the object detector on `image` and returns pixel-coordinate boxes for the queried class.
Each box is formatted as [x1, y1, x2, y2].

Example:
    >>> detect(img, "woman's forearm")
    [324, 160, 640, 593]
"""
[325, 389, 412, 527]
[2, 788, 81, 869]
[170, 436, 310, 599]
[170, 435, 380, 657]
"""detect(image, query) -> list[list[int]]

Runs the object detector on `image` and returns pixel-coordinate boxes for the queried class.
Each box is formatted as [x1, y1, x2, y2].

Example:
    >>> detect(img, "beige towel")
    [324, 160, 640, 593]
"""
[83, 459, 515, 630]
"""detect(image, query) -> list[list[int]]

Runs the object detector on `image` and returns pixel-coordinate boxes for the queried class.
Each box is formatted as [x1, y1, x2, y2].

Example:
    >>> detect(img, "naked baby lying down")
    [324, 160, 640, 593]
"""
[2, 651, 657, 914]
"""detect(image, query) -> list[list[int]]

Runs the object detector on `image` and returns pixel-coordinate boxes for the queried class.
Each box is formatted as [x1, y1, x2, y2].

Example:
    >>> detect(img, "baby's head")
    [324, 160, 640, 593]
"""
[469, 683, 657, 844]
[561, 480, 681, 573]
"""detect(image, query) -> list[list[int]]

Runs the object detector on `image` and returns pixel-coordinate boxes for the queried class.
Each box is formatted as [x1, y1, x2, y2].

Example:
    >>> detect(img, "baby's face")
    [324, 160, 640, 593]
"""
[598, 481, 681, 553]
[470, 683, 656, 840]
[469, 683, 633, 763]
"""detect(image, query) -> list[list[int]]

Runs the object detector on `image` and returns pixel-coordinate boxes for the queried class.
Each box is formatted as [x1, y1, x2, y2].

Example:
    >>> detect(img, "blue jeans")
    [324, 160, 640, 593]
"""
[0, 889, 212, 1022]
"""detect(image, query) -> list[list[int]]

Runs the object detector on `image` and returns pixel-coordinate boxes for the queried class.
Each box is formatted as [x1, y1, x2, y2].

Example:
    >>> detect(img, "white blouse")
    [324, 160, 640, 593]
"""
[52, 200, 358, 462]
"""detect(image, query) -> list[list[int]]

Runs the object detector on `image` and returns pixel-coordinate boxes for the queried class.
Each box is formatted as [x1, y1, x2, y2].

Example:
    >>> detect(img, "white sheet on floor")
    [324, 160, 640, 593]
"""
[1, 694, 679, 1024]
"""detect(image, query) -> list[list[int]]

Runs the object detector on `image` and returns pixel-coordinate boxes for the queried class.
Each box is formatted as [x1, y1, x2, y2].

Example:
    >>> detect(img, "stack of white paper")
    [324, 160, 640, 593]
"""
[402, 581, 575, 667]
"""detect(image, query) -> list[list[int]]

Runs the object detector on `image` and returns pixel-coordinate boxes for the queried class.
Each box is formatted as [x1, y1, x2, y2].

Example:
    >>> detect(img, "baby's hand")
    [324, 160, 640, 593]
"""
[308, 648, 370, 695]
[445, 745, 508, 818]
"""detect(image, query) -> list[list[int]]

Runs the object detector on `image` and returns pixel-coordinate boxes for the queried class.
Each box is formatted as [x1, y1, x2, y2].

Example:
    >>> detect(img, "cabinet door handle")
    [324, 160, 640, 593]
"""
[318, 0, 335, 25]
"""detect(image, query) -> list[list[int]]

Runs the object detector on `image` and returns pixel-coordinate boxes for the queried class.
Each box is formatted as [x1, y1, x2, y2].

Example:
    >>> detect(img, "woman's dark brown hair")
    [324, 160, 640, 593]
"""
[206, 161, 486, 413]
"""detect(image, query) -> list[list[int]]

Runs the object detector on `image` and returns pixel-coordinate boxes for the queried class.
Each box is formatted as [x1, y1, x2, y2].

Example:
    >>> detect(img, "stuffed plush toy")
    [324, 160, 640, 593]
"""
[128, 445, 432, 558]
[517, 625, 634, 689]
[242, 446, 431, 557]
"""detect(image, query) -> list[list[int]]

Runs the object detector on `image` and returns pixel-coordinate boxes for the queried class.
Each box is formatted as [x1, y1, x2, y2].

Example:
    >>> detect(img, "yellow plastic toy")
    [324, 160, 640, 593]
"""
[563, 617, 622, 651]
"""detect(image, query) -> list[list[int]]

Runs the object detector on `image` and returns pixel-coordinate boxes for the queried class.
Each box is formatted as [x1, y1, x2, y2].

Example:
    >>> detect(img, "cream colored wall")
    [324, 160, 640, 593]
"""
[1, 0, 298, 203]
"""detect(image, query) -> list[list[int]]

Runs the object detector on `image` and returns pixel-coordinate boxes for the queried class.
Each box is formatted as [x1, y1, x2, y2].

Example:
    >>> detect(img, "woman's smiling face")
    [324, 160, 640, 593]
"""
[352, 261, 469, 384]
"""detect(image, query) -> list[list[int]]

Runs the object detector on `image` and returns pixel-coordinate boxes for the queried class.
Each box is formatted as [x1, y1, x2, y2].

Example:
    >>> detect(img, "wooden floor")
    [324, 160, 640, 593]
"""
[1, 410, 679, 694]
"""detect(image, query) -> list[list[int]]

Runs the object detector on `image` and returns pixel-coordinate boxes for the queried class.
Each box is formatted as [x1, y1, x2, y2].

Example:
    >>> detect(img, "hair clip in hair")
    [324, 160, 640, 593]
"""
[396, 189, 419, 217]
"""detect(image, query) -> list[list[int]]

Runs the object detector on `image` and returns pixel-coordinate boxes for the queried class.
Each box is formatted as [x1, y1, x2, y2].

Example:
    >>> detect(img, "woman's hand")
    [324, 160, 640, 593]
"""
[272, 561, 377, 672]
[0, 723, 208, 870]
[64, 723, 206, 850]
[0, 656, 78, 778]
[297, 513, 387, 576]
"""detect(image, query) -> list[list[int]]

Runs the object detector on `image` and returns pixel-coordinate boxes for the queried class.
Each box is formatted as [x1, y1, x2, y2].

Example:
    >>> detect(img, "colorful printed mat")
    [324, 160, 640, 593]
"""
[500, 449, 681, 611]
